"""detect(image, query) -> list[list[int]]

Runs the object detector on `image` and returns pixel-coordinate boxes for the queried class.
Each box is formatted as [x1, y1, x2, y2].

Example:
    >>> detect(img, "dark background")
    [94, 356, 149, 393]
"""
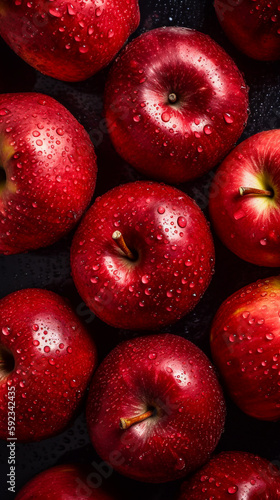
[0, 0, 280, 498]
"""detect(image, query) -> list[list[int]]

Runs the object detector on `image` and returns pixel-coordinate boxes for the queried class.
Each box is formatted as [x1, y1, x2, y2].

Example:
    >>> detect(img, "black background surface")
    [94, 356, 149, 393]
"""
[0, 0, 280, 498]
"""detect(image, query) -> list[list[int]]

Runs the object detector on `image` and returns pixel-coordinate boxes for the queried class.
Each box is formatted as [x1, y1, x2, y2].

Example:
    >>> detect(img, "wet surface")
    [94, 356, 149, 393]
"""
[0, 0, 280, 498]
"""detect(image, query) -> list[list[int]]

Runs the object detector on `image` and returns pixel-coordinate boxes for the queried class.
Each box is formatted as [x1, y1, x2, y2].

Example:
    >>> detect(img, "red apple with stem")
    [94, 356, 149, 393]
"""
[215, 0, 280, 61]
[209, 130, 280, 267]
[0, 288, 97, 442]
[104, 26, 249, 184]
[0, 92, 97, 255]
[179, 451, 280, 499]
[71, 181, 215, 330]
[15, 464, 118, 500]
[210, 276, 280, 421]
[86, 333, 226, 483]
[0, 0, 140, 82]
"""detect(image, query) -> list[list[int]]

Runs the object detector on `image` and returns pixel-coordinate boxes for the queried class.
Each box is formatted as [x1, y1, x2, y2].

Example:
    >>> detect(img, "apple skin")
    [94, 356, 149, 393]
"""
[209, 130, 280, 267]
[104, 26, 249, 184]
[71, 181, 215, 330]
[0, 0, 140, 82]
[15, 464, 117, 500]
[179, 451, 280, 499]
[86, 333, 226, 483]
[215, 0, 280, 61]
[0, 93, 97, 255]
[210, 276, 280, 421]
[0, 288, 97, 442]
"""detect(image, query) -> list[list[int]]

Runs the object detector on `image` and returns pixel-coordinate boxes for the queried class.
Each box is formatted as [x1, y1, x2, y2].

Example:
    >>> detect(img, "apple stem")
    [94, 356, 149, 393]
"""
[239, 187, 273, 197]
[120, 410, 154, 430]
[112, 231, 135, 260]
[168, 93, 177, 104]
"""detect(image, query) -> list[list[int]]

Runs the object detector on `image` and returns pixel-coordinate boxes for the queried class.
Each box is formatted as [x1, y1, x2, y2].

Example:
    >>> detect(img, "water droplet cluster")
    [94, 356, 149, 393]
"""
[211, 276, 280, 421]
[87, 334, 226, 482]
[0, 0, 140, 81]
[179, 451, 280, 499]
[71, 181, 215, 330]
[105, 27, 249, 183]
[0, 289, 97, 441]
[0, 92, 96, 254]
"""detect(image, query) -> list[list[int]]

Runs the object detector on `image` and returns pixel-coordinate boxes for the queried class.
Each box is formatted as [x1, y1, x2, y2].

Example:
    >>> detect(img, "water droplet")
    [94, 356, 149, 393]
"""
[175, 457, 185, 470]
[233, 209, 246, 220]
[223, 113, 234, 124]
[204, 125, 213, 135]
[0, 108, 10, 116]
[2, 327, 10, 336]
[148, 352, 157, 360]
[48, 7, 62, 17]
[67, 3, 76, 15]
[161, 112, 171, 122]
[141, 275, 150, 284]
[177, 216, 186, 228]
[228, 485, 238, 494]
[157, 206, 165, 214]
[266, 333, 275, 341]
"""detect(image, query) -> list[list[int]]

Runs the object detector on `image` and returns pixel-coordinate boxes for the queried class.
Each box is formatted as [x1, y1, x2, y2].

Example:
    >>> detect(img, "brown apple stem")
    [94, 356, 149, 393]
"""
[168, 93, 177, 104]
[239, 187, 273, 197]
[120, 410, 154, 430]
[112, 231, 135, 260]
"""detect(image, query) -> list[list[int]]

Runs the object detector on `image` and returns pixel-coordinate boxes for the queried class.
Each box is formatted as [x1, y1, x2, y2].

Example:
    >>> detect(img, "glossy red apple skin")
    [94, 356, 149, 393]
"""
[71, 181, 215, 330]
[104, 26, 249, 184]
[0, 288, 97, 442]
[179, 451, 280, 499]
[86, 333, 226, 483]
[215, 0, 280, 61]
[209, 130, 280, 267]
[15, 464, 117, 500]
[210, 276, 280, 421]
[0, 0, 140, 82]
[0, 93, 97, 255]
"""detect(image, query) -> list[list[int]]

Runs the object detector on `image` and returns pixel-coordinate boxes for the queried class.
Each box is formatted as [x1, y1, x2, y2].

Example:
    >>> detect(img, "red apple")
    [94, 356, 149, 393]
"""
[0, 92, 97, 255]
[0, 288, 97, 442]
[71, 181, 215, 330]
[86, 333, 226, 483]
[104, 26, 249, 184]
[209, 130, 280, 267]
[179, 451, 280, 499]
[215, 0, 280, 61]
[0, 0, 140, 82]
[210, 276, 280, 421]
[15, 464, 117, 499]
